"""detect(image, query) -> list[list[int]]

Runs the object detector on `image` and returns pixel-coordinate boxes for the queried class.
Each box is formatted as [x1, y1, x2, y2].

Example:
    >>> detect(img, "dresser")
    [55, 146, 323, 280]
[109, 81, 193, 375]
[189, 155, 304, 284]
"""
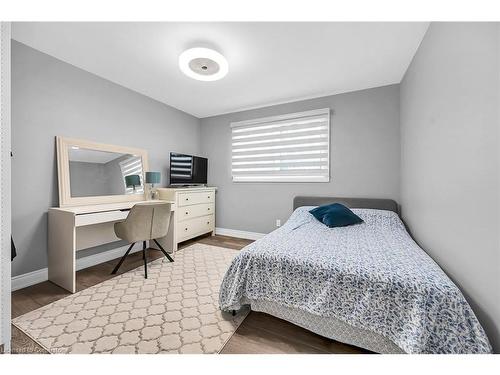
[157, 187, 216, 244]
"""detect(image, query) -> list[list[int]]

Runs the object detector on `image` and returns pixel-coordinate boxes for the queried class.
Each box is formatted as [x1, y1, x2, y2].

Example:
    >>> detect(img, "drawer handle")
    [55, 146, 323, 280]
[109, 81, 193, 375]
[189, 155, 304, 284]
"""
[184, 228, 188, 231]
[207, 221, 210, 225]
[208, 196, 210, 199]
[207, 207, 210, 211]
[185, 198, 189, 201]
[185, 212, 189, 215]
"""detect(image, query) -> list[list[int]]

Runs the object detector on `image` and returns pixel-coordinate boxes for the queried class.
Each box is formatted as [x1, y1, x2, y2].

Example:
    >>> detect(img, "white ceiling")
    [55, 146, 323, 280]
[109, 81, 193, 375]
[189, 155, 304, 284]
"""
[69, 148, 124, 164]
[12, 22, 429, 118]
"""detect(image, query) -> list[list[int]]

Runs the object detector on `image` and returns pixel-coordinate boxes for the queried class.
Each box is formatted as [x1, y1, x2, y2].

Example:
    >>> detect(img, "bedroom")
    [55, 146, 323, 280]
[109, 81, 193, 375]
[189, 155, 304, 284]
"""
[0, 0, 499, 372]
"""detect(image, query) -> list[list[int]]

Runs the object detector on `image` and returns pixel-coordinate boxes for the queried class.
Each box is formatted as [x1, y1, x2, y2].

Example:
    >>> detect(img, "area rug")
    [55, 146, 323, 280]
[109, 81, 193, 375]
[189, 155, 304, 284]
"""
[12, 243, 248, 354]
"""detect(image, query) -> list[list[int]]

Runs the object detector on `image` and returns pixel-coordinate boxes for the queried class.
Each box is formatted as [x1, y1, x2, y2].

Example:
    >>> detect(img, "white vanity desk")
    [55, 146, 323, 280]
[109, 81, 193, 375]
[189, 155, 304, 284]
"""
[48, 200, 177, 293]
[48, 137, 177, 293]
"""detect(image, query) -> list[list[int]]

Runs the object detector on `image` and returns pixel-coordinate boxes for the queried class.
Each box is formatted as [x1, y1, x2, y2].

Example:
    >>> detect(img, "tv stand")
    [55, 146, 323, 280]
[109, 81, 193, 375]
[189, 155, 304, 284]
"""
[156, 187, 216, 245]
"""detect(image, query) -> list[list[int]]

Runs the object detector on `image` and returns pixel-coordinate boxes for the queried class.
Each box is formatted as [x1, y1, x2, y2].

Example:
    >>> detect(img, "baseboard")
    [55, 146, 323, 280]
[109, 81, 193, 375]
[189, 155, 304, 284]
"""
[75, 244, 141, 272]
[11, 244, 142, 292]
[215, 227, 266, 241]
[11, 268, 48, 292]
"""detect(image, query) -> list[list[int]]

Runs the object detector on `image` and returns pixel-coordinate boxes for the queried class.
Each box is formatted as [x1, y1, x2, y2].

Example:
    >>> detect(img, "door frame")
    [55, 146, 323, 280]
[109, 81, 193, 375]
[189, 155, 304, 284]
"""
[0, 21, 12, 353]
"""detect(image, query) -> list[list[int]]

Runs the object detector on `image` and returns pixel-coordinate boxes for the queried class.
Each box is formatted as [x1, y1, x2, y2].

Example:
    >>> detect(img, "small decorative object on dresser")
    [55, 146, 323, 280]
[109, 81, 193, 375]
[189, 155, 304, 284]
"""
[157, 187, 216, 245]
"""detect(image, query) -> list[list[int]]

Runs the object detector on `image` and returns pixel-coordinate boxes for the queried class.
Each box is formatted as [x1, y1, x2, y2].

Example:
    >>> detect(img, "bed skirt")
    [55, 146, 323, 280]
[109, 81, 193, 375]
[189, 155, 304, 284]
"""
[244, 298, 405, 354]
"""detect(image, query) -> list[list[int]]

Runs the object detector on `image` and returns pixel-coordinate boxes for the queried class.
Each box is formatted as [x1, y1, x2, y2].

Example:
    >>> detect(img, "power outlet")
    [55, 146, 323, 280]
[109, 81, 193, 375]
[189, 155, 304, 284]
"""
[276, 219, 281, 227]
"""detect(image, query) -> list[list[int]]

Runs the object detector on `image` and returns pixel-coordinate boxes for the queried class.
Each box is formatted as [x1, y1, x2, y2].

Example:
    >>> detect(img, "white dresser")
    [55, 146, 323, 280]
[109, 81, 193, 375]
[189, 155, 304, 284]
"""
[157, 187, 216, 244]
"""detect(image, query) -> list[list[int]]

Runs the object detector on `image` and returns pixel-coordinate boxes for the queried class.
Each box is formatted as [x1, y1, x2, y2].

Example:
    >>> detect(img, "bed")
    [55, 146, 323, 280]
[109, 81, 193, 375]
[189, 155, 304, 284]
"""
[219, 196, 492, 354]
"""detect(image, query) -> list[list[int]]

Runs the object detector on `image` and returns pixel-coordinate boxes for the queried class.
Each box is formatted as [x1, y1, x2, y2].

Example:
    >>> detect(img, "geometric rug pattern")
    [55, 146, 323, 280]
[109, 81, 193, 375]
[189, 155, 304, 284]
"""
[12, 244, 247, 354]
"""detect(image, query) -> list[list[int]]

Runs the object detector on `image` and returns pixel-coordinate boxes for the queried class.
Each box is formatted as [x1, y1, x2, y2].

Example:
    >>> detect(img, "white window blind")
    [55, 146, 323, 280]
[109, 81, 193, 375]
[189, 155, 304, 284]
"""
[119, 156, 144, 194]
[231, 108, 330, 182]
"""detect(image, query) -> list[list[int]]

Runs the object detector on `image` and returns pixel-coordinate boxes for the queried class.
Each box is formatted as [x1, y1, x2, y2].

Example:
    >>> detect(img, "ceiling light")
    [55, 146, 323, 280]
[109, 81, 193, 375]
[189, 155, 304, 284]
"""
[179, 47, 228, 82]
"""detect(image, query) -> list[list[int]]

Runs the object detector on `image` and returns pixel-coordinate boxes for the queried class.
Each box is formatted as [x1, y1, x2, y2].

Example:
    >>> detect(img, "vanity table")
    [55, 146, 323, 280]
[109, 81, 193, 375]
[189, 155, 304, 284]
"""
[48, 137, 177, 293]
[48, 200, 176, 293]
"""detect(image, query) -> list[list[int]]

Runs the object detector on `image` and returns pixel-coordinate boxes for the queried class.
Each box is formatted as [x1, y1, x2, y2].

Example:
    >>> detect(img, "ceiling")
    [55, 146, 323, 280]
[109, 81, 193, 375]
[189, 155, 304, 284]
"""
[69, 148, 125, 164]
[12, 22, 429, 118]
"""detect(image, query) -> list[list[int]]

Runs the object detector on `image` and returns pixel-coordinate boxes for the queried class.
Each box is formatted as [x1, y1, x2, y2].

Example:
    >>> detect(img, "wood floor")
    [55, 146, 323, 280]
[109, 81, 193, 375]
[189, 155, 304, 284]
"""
[9, 234, 368, 354]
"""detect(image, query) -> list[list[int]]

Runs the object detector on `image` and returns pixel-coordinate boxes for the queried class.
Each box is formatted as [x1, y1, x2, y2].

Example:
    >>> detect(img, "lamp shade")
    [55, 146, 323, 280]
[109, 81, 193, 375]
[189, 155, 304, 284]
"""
[145, 171, 161, 184]
[125, 174, 141, 187]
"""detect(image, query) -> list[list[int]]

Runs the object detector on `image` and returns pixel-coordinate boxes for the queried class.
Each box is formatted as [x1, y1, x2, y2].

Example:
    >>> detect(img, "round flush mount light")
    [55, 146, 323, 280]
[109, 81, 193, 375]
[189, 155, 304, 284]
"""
[179, 47, 228, 81]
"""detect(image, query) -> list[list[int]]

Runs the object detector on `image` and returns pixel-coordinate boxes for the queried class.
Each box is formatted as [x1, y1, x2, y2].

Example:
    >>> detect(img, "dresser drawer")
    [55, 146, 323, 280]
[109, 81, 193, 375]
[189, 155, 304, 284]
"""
[179, 203, 214, 222]
[178, 191, 215, 207]
[178, 214, 215, 241]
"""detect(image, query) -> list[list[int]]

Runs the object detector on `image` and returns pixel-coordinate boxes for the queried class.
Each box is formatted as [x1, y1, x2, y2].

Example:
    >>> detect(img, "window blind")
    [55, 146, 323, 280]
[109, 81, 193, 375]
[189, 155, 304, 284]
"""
[119, 156, 144, 194]
[231, 108, 330, 182]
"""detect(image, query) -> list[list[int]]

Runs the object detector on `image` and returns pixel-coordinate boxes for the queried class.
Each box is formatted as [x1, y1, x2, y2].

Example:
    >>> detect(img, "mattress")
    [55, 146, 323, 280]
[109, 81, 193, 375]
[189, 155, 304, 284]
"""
[219, 207, 492, 354]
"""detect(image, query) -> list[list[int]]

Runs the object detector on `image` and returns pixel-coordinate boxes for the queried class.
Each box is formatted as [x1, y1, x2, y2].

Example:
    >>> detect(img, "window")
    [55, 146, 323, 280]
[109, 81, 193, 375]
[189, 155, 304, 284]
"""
[231, 108, 330, 182]
[119, 156, 144, 194]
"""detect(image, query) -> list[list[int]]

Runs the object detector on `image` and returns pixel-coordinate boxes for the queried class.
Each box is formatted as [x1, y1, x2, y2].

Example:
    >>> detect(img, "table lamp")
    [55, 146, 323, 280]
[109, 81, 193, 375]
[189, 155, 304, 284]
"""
[125, 174, 141, 193]
[145, 171, 161, 199]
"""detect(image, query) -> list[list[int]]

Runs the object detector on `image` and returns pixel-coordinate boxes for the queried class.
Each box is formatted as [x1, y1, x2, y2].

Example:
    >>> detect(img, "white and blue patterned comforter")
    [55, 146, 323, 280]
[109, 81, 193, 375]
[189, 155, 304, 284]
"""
[219, 207, 492, 354]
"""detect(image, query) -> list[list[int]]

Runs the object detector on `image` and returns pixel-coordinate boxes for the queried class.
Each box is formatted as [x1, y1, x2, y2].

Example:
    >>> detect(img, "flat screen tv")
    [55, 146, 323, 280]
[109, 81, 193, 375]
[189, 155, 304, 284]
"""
[169, 152, 208, 186]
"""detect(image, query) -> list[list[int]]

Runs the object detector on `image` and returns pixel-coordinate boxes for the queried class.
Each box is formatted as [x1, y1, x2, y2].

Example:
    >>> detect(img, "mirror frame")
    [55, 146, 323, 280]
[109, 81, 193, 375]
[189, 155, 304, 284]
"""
[56, 136, 149, 207]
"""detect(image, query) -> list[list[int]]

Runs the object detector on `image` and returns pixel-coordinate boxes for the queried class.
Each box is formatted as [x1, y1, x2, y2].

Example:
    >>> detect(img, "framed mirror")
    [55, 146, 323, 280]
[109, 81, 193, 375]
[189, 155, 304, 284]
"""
[56, 136, 149, 207]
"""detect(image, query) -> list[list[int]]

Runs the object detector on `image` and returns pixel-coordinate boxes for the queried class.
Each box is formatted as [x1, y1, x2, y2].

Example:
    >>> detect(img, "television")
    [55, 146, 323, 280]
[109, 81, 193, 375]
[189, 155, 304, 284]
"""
[169, 152, 208, 186]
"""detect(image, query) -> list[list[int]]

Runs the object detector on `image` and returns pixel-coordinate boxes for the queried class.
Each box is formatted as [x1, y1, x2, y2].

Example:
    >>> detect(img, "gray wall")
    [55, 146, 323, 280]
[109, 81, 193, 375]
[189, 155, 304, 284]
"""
[69, 155, 137, 197]
[11, 40, 201, 277]
[200, 84, 400, 233]
[69, 161, 115, 197]
[400, 23, 500, 352]
[102, 155, 133, 196]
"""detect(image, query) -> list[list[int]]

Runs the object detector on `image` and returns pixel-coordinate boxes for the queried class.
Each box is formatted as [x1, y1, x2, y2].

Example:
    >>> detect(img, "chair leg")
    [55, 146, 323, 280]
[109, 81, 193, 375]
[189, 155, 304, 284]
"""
[153, 239, 174, 262]
[143, 241, 148, 279]
[111, 242, 135, 275]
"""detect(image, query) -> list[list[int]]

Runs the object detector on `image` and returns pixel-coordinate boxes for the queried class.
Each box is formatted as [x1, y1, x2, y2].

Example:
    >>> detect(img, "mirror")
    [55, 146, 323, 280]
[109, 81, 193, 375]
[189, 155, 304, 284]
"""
[68, 148, 144, 197]
[56, 137, 149, 207]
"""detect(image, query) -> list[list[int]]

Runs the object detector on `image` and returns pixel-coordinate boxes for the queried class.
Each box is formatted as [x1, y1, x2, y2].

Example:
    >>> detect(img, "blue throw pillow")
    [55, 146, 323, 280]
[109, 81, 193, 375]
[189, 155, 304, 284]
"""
[309, 203, 364, 228]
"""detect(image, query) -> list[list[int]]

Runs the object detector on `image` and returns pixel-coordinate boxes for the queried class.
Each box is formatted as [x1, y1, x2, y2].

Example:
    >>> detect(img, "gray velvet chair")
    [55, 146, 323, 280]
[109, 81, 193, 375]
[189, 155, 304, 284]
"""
[111, 201, 174, 278]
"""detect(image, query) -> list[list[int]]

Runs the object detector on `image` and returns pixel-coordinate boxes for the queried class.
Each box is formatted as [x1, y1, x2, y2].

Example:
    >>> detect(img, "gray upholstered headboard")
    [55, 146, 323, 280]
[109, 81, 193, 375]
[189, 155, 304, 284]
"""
[293, 196, 399, 215]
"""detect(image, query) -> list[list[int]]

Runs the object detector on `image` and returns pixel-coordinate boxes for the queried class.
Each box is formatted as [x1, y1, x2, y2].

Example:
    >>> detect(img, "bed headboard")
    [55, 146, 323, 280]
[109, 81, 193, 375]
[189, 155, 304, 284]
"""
[293, 196, 399, 215]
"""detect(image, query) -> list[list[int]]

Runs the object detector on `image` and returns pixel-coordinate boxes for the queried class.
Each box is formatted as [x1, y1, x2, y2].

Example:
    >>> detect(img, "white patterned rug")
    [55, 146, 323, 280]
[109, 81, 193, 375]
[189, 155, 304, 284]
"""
[12, 243, 248, 354]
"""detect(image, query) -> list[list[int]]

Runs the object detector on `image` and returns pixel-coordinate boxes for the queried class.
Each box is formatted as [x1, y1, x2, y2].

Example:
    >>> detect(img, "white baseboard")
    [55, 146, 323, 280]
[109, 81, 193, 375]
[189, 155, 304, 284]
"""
[75, 244, 141, 272]
[11, 268, 48, 292]
[215, 227, 266, 241]
[11, 244, 142, 292]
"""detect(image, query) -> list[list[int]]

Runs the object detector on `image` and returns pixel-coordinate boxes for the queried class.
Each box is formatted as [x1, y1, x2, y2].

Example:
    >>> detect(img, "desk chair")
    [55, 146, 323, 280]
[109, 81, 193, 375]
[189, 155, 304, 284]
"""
[111, 202, 174, 278]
